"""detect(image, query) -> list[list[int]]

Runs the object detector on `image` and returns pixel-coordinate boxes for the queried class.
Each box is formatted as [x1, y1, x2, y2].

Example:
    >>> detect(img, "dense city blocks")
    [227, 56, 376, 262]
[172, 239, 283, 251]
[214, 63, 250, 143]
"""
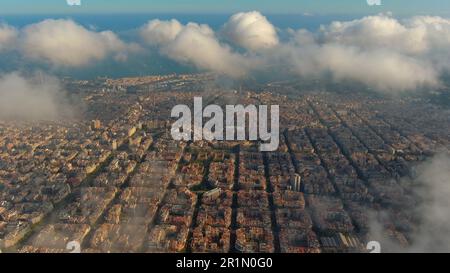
[0, 74, 449, 253]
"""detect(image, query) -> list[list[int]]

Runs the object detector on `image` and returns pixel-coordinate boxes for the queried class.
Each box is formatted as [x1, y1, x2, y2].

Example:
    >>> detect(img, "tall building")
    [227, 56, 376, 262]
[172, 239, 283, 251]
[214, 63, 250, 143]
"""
[291, 173, 301, 192]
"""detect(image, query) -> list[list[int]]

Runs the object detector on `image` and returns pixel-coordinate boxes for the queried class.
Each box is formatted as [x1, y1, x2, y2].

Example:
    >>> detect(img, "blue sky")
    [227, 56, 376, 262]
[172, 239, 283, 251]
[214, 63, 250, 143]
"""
[0, 0, 449, 15]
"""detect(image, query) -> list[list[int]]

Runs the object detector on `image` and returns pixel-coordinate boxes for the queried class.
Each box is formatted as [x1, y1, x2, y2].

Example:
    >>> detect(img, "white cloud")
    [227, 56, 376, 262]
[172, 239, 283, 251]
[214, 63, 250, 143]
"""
[0, 24, 18, 52]
[141, 19, 256, 77]
[3, 13, 450, 92]
[276, 14, 450, 92]
[368, 153, 450, 252]
[139, 13, 450, 91]
[276, 42, 438, 92]
[140, 19, 183, 46]
[0, 72, 78, 120]
[20, 19, 139, 67]
[409, 153, 450, 252]
[317, 14, 428, 54]
[222, 11, 279, 51]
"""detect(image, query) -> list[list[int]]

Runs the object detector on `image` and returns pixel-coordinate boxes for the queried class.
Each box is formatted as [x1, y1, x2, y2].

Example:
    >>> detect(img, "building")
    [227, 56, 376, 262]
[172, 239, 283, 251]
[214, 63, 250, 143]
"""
[290, 173, 301, 192]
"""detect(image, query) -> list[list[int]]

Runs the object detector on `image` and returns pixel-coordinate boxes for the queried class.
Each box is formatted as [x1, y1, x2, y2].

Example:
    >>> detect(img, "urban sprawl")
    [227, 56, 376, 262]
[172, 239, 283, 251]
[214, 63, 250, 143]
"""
[0, 74, 449, 253]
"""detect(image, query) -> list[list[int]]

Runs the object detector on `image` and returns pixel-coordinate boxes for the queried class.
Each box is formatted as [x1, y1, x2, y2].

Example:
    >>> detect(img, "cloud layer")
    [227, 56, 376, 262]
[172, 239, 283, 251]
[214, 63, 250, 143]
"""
[410, 153, 450, 252]
[272, 14, 450, 92]
[140, 19, 256, 77]
[275, 41, 438, 91]
[137, 12, 450, 91]
[3, 12, 450, 92]
[368, 153, 450, 252]
[0, 72, 78, 121]
[140, 19, 183, 46]
[222, 11, 279, 51]
[0, 19, 139, 67]
[0, 24, 18, 52]
[21, 19, 140, 67]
